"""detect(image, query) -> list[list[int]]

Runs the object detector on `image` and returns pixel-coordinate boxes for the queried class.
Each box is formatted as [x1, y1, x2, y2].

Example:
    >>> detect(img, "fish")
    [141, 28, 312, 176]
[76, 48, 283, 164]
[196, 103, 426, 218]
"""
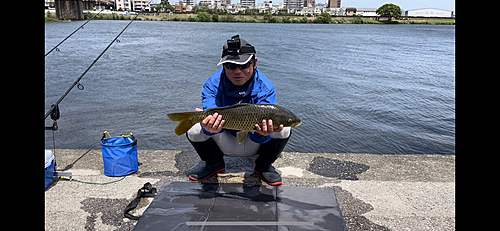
[167, 103, 302, 144]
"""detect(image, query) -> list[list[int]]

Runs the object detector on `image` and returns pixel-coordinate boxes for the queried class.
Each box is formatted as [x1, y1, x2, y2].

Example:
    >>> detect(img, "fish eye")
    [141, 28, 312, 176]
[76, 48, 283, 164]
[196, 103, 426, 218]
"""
[288, 119, 292, 122]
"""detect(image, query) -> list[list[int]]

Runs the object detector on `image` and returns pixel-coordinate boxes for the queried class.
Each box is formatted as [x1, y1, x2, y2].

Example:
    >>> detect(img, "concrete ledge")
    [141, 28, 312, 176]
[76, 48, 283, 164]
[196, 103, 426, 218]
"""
[45, 149, 455, 230]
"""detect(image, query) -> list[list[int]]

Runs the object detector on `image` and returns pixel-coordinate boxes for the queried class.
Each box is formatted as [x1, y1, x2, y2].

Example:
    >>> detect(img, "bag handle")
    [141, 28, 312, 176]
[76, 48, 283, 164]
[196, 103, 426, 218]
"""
[101, 131, 112, 141]
[101, 132, 136, 146]
[122, 133, 137, 147]
[121, 132, 133, 138]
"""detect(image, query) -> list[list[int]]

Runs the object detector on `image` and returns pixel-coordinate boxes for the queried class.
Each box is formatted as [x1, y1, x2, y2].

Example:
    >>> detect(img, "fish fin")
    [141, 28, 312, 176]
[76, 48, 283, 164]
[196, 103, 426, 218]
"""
[167, 112, 195, 136]
[236, 131, 250, 144]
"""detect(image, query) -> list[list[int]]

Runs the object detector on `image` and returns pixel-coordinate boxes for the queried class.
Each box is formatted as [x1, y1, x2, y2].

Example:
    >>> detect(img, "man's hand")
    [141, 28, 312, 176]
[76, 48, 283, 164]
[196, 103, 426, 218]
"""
[197, 108, 225, 134]
[255, 119, 284, 137]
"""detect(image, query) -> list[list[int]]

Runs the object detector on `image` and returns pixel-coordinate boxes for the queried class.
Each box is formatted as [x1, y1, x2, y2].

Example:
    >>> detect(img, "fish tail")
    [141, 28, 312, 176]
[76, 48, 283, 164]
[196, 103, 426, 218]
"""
[167, 112, 195, 136]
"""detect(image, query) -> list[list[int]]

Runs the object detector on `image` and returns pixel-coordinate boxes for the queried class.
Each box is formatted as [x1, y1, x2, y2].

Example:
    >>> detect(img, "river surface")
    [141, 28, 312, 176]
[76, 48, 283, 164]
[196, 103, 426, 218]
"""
[45, 21, 455, 154]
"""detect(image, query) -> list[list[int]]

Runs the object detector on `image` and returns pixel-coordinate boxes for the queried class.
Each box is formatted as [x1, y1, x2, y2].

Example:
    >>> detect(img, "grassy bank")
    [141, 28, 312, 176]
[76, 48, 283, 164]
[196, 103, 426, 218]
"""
[137, 13, 455, 25]
[45, 11, 455, 25]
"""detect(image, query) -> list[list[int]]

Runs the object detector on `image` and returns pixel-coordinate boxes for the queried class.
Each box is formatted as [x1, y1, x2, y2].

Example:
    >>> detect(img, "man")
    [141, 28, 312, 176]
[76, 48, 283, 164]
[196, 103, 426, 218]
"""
[186, 35, 292, 186]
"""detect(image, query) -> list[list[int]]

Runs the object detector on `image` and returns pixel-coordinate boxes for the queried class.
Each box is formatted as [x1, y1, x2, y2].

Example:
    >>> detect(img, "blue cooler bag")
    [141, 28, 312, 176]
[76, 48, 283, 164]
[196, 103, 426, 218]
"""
[101, 131, 138, 177]
[45, 150, 55, 190]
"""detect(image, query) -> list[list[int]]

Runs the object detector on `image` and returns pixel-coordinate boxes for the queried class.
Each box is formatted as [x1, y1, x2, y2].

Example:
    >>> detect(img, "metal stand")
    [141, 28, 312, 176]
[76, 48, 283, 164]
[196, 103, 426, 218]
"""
[54, 169, 73, 180]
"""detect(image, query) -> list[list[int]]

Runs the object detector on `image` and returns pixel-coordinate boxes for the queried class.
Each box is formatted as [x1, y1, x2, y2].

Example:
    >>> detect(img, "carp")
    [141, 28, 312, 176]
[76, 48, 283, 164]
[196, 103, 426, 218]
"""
[167, 103, 301, 144]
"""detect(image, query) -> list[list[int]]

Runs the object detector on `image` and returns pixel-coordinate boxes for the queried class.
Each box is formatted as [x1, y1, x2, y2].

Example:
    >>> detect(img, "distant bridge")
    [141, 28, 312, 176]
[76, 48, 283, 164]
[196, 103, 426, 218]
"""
[54, 0, 113, 20]
[54, 0, 84, 20]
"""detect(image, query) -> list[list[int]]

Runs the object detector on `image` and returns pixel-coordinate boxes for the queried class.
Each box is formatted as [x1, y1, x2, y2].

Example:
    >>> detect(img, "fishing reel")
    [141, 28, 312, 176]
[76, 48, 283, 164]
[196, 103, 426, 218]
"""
[45, 104, 60, 131]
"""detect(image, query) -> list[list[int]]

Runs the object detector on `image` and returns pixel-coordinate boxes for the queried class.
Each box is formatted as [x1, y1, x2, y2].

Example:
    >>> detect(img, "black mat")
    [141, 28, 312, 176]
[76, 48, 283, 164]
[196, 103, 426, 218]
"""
[133, 182, 348, 231]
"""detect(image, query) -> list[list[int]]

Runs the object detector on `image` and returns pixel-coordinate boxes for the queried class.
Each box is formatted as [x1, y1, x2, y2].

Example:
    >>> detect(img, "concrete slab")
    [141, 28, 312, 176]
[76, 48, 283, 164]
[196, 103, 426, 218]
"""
[45, 149, 455, 231]
[336, 181, 455, 230]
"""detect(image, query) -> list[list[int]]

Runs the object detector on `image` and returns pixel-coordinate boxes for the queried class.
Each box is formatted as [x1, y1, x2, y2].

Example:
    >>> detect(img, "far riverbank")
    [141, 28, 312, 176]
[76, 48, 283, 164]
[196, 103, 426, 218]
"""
[45, 11, 455, 25]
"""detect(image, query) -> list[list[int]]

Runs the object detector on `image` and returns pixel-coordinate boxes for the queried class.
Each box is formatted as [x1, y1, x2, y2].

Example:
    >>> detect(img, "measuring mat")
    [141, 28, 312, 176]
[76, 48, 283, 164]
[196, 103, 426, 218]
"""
[132, 181, 347, 231]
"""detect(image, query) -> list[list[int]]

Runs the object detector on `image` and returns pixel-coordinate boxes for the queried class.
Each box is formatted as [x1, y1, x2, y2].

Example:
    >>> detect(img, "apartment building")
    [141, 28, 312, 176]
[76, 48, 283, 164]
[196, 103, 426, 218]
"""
[240, 0, 255, 7]
[327, 0, 340, 8]
[133, 0, 150, 11]
[284, 0, 305, 10]
[116, 0, 132, 11]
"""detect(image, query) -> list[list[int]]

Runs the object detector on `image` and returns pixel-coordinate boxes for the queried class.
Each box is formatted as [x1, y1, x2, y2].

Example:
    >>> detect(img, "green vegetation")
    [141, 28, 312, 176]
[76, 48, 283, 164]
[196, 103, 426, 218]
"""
[376, 3, 402, 21]
[45, 11, 57, 22]
[45, 10, 454, 25]
[196, 12, 211, 22]
[84, 12, 133, 20]
[313, 12, 332, 24]
[154, 0, 174, 13]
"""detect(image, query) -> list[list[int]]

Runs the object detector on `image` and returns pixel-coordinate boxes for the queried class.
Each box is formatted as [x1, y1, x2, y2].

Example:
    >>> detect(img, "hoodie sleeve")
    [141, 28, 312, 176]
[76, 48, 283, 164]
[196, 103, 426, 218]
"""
[201, 68, 223, 111]
[200, 68, 224, 135]
[202, 83, 219, 111]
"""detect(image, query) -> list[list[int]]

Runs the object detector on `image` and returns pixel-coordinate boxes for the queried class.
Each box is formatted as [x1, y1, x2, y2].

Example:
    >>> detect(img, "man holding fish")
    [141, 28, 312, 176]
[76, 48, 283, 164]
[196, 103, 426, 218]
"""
[168, 35, 301, 186]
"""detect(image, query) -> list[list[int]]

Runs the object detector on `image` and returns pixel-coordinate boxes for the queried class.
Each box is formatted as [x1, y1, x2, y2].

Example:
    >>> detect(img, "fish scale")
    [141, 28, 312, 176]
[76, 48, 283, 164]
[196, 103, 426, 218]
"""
[207, 105, 276, 131]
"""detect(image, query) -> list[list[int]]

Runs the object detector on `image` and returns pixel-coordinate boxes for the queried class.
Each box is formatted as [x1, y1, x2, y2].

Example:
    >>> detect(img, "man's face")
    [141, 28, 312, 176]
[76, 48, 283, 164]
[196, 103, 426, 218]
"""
[223, 58, 257, 86]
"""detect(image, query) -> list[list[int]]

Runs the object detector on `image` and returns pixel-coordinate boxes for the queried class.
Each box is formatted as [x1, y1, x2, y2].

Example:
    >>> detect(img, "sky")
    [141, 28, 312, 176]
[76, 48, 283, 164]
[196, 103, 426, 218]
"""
[157, 0, 455, 12]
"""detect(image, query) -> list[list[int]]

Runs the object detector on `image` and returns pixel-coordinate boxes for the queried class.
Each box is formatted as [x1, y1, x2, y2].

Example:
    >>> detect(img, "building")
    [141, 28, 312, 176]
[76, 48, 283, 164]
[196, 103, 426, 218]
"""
[284, 0, 306, 10]
[226, 3, 247, 13]
[298, 6, 320, 15]
[241, 0, 255, 7]
[306, 0, 315, 7]
[323, 7, 344, 16]
[345, 7, 355, 16]
[133, 0, 150, 11]
[184, 0, 196, 6]
[116, 0, 132, 11]
[404, 8, 453, 18]
[174, 1, 187, 13]
[198, 0, 230, 7]
[355, 8, 378, 16]
[197, 1, 211, 6]
[326, 0, 340, 8]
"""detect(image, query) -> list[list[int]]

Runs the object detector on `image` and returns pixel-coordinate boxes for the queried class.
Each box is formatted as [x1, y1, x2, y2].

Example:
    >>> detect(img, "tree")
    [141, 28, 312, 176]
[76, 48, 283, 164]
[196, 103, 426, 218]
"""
[376, 3, 402, 21]
[300, 15, 309, 23]
[313, 12, 331, 24]
[197, 12, 211, 22]
[263, 13, 273, 22]
[156, 0, 174, 13]
[212, 14, 219, 22]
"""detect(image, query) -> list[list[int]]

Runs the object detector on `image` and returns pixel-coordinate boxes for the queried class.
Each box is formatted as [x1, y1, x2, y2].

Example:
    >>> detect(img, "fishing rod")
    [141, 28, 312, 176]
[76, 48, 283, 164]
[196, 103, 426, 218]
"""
[45, 4, 151, 129]
[45, 9, 104, 57]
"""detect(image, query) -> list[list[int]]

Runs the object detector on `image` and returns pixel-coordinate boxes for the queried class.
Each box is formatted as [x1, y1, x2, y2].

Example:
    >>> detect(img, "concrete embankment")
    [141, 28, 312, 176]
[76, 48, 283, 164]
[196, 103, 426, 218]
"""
[45, 149, 455, 230]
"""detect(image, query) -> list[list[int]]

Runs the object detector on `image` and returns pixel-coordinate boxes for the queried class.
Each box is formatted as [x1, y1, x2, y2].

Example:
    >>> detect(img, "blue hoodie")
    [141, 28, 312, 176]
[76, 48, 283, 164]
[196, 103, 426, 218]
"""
[200, 67, 277, 144]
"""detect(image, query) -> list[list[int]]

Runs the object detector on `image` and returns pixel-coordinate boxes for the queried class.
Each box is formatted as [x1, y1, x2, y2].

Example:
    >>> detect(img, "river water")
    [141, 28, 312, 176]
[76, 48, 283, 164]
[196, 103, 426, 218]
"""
[45, 21, 455, 154]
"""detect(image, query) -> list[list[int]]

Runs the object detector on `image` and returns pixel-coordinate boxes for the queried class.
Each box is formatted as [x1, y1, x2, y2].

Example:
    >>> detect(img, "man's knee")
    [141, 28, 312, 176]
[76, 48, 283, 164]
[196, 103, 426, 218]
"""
[272, 127, 291, 139]
[187, 123, 210, 142]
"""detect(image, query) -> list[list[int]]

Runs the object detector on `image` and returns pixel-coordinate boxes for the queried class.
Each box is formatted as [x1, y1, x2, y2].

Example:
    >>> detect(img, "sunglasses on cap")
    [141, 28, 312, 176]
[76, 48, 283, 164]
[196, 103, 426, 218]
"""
[223, 59, 254, 70]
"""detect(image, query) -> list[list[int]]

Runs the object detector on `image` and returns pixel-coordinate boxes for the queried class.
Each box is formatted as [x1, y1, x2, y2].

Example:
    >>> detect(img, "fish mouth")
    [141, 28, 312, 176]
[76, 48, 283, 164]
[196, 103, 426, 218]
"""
[292, 121, 302, 127]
